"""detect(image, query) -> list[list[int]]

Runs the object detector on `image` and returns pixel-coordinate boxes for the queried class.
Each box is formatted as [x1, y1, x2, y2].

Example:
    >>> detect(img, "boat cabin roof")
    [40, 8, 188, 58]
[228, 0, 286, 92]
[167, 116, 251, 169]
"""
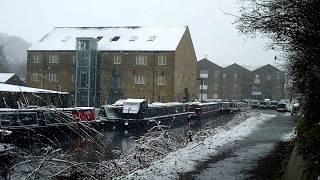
[124, 98, 147, 104]
[0, 107, 94, 112]
[150, 102, 185, 107]
[188, 102, 219, 106]
[113, 99, 125, 106]
[122, 99, 147, 114]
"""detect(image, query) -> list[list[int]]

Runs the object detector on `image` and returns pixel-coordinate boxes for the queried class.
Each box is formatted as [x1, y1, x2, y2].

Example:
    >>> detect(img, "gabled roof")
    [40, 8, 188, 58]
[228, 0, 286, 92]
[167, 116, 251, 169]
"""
[224, 63, 250, 72]
[252, 64, 281, 72]
[0, 73, 15, 83]
[241, 65, 263, 71]
[198, 58, 223, 69]
[29, 26, 188, 51]
[0, 83, 68, 94]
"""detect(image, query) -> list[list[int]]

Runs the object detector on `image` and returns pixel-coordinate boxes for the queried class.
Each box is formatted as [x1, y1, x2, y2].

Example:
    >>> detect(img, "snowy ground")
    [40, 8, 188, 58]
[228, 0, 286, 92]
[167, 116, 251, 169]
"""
[122, 112, 276, 179]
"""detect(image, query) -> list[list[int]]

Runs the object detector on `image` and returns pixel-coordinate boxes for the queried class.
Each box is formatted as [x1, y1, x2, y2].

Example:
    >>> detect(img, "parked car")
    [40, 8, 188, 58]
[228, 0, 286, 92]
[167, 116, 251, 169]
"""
[270, 101, 278, 109]
[250, 100, 259, 109]
[277, 103, 287, 112]
[258, 101, 268, 109]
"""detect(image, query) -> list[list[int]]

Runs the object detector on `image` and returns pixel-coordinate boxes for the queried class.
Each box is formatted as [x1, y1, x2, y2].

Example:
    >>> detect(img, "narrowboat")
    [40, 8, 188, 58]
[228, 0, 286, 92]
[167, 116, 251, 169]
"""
[220, 102, 234, 114]
[188, 102, 221, 120]
[0, 107, 96, 147]
[56, 107, 96, 122]
[98, 99, 193, 130]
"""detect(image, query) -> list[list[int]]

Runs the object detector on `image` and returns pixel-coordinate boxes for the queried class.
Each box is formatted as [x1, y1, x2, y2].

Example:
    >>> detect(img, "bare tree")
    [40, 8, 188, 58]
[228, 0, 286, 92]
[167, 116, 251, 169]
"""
[235, 0, 320, 177]
[0, 46, 9, 73]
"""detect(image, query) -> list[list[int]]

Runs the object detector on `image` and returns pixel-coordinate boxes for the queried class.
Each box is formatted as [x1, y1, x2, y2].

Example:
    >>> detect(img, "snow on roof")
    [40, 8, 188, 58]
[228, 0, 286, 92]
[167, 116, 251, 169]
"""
[113, 99, 125, 106]
[240, 65, 263, 71]
[29, 26, 187, 51]
[0, 83, 68, 94]
[150, 102, 184, 107]
[0, 73, 15, 83]
[124, 99, 147, 104]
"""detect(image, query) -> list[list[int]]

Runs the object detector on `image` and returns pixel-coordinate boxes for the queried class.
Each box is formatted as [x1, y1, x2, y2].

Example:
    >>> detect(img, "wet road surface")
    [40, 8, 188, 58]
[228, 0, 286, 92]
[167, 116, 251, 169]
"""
[179, 110, 296, 180]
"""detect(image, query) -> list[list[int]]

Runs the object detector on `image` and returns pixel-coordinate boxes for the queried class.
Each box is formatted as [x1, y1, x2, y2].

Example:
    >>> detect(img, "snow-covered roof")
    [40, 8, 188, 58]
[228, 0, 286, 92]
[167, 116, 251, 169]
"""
[242, 65, 263, 71]
[124, 99, 147, 103]
[113, 99, 124, 106]
[151, 102, 184, 107]
[123, 99, 146, 114]
[0, 73, 15, 83]
[0, 83, 68, 94]
[29, 26, 187, 51]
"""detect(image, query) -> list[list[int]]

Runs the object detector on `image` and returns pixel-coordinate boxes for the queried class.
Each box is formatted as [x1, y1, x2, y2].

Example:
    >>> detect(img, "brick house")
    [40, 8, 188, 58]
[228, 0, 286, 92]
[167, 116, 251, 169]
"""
[27, 26, 197, 106]
[222, 63, 252, 100]
[197, 58, 223, 100]
[196, 60, 285, 101]
[251, 64, 285, 100]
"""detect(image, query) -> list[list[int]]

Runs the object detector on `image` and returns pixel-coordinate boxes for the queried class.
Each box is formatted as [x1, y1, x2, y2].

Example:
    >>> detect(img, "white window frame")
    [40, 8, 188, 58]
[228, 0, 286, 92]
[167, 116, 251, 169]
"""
[136, 55, 147, 65]
[113, 55, 121, 64]
[33, 55, 40, 63]
[157, 75, 166, 85]
[157, 55, 167, 65]
[223, 74, 227, 78]
[200, 69, 208, 74]
[48, 73, 58, 82]
[135, 75, 146, 84]
[32, 73, 39, 81]
[48, 55, 59, 64]
[200, 69, 208, 78]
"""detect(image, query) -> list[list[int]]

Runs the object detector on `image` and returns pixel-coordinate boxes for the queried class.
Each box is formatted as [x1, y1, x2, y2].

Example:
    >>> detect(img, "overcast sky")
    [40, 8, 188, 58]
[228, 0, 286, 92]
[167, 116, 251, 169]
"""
[0, 0, 277, 66]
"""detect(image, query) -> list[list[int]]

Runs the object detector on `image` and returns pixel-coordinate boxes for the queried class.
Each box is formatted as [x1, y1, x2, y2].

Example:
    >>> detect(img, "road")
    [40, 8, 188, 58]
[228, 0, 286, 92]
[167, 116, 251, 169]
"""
[179, 110, 296, 180]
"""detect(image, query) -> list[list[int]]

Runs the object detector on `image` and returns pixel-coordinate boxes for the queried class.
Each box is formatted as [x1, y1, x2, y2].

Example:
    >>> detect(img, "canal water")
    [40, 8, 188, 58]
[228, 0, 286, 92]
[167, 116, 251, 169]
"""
[102, 113, 235, 152]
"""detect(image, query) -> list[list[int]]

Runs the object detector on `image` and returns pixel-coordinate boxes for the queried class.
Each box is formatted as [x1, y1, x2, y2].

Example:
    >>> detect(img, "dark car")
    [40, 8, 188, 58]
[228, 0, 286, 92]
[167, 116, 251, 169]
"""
[270, 101, 278, 109]
[277, 103, 287, 112]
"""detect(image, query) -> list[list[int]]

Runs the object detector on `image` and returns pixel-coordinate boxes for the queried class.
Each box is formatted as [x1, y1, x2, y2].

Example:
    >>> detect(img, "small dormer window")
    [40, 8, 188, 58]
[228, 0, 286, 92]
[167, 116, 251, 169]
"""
[111, 36, 120, 41]
[129, 36, 138, 41]
[147, 36, 156, 41]
[97, 36, 103, 41]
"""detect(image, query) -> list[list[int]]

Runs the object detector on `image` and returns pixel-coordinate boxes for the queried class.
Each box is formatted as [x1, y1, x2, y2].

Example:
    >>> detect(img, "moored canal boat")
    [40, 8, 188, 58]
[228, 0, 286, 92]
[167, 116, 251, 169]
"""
[0, 107, 97, 147]
[188, 102, 221, 120]
[98, 99, 193, 130]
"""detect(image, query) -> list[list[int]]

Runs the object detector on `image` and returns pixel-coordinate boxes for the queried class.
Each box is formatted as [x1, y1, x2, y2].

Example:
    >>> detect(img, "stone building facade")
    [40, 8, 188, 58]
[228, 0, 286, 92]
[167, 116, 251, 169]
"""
[27, 26, 197, 106]
[251, 64, 285, 100]
[222, 63, 252, 100]
[197, 58, 223, 100]
[196, 60, 285, 101]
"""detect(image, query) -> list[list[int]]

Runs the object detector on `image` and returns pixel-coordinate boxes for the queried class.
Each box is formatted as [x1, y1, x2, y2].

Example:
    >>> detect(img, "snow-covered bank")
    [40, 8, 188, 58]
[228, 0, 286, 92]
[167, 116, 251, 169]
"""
[124, 113, 276, 179]
[281, 128, 297, 142]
